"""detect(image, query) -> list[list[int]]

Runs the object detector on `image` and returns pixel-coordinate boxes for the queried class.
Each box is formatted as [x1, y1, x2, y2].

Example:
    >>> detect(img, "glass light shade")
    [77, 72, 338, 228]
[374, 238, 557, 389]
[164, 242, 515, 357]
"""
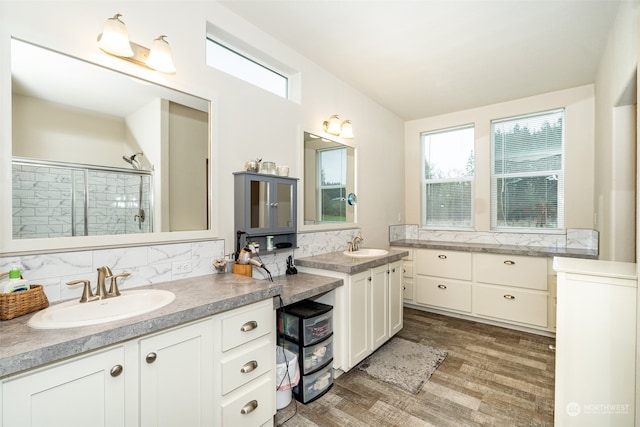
[323, 114, 341, 135]
[146, 36, 176, 73]
[340, 120, 354, 138]
[97, 14, 134, 57]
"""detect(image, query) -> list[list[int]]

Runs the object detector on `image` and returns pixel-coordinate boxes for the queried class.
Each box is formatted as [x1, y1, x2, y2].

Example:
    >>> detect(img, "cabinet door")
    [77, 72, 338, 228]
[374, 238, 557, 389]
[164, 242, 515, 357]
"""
[388, 260, 404, 336]
[139, 319, 214, 427]
[370, 264, 389, 351]
[2, 346, 125, 427]
[348, 270, 370, 368]
[245, 175, 272, 234]
[272, 177, 296, 233]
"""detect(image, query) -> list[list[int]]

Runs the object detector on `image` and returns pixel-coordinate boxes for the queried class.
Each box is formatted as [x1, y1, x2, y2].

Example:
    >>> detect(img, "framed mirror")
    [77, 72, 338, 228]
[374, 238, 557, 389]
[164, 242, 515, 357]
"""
[302, 131, 356, 229]
[1, 38, 214, 254]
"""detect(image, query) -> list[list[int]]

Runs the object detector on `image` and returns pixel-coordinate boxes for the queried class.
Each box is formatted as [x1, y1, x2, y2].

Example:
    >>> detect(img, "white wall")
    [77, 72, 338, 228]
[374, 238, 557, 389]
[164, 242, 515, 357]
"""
[0, 1, 404, 254]
[404, 85, 596, 232]
[594, 0, 639, 262]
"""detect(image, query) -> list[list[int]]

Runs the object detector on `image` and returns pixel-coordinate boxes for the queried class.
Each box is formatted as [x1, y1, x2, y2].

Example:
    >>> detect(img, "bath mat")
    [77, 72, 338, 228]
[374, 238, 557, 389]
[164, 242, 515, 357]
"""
[357, 337, 447, 394]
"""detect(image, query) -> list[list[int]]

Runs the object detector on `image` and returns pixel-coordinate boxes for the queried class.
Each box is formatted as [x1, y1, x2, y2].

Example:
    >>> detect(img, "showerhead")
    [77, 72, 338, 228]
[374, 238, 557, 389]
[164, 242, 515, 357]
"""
[122, 152, 143, 169]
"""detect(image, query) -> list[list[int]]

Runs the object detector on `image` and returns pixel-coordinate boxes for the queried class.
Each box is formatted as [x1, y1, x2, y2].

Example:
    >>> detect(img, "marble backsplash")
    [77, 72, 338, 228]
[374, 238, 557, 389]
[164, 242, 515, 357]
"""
[0, 228, 361, 304]
[389, 224, 599, 251]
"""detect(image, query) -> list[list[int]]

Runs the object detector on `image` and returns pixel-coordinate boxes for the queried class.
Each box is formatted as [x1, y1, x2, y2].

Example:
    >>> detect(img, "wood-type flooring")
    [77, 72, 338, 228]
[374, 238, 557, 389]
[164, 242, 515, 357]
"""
[275, 307, 556, 427]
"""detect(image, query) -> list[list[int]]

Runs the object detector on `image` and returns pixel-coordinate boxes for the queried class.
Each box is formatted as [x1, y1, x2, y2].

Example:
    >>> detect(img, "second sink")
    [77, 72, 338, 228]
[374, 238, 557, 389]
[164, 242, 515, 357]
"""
[28, 289, 176, 329]
[343, 248, 389, 258]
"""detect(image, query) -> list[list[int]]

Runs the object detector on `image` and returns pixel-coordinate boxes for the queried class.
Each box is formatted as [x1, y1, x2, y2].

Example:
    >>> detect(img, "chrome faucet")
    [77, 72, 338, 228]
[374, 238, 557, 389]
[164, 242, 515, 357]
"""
[96, 266, 114, 299]
[348, 235, 364, 252]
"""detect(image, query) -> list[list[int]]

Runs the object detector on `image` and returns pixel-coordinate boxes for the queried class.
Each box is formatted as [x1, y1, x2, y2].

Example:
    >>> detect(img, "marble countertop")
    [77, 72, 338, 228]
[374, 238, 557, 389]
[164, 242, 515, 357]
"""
[0, 272, 342, 379]
[390, 239, 598, 259]
[296, 248, 409, 275]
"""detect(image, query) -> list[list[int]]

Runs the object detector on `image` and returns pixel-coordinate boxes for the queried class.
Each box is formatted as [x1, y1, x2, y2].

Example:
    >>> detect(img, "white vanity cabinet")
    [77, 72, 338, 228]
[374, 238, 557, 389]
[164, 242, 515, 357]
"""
[139, 319, 214, 427]
[2, 345, 127, 427]
[213, 299, 275, 427]
[474, 253, 549, 328]
[402, 246, 556, 334]
[554, 257, 637, 427]
[398, 247, 415, 302]
[1, 300, 276, 427]
[299, 259, 403, 372]
[415, 249, 473, 313]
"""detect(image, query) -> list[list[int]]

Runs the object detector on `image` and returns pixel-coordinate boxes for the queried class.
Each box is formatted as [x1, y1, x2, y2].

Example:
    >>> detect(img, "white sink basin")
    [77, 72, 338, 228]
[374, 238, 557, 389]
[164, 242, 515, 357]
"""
[343, 248, 389, 258]
[28, 289, 176, 329]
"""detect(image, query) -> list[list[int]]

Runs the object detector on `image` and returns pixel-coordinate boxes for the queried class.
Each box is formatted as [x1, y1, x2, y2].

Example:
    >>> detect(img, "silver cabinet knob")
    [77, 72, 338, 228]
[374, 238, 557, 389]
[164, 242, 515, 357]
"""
[146, 352, 157, 364]
[110, 364, 123, 377]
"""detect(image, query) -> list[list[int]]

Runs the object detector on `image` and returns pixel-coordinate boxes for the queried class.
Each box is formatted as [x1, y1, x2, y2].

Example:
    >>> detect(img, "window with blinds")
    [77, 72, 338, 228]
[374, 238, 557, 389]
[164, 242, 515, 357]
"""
[491, 109, 564, 230]
[421, 125, 474, 229]
[318, 147, 347, 222]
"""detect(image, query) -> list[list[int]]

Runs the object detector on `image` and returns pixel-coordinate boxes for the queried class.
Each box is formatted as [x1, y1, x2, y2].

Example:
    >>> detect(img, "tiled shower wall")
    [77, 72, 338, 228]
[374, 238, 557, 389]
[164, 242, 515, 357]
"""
[12, 164, 151, 239]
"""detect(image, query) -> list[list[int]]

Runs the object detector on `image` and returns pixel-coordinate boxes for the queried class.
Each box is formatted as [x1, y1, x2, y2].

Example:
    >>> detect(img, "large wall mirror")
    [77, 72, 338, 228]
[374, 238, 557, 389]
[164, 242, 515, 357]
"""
[303, 131, 356, 228]
[2, 38, 213, 254]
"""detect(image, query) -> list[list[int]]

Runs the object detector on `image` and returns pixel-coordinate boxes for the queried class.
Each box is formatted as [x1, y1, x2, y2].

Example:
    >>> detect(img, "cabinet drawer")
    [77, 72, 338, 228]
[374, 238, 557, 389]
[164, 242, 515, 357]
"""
[415, 276, 471, 313]
[474, 253, 547, 290]
[475, 284, 548, 327]
[221, 374, 273, 427]
[221, 301, 273, 352]
[416, 249, 472, 281]
[221, 337, 273, 395]
[403, 263, 414, 278]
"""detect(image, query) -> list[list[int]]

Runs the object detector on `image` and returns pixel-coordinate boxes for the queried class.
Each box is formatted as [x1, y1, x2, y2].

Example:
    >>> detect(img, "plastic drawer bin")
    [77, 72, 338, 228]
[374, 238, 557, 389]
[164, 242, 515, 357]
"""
[293, 360, 334, 404]
[284, 334, 333, 375]
[278, 300, 333, 346]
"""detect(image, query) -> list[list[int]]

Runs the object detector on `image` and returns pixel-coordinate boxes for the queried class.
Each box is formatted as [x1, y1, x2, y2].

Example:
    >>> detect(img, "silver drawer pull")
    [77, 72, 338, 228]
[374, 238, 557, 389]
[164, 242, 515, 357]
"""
[240, 360, 258, 373]
[240, 400, 258, 414]
[503, 294, 515, 300]
[503, 260, 515, 265]
[438, 254, 447, 260]
[240, 320, 258, 332]
[437, 284, 447, 290]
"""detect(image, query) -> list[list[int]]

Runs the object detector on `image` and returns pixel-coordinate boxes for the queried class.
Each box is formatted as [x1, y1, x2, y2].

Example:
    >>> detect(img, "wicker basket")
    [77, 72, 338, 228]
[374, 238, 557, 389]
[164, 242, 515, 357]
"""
[0, 272, 49, 321]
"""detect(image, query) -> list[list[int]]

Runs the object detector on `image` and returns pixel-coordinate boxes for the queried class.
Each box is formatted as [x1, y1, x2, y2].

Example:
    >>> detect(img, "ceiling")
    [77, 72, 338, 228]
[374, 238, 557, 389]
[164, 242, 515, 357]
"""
[218, 0, 622, 121]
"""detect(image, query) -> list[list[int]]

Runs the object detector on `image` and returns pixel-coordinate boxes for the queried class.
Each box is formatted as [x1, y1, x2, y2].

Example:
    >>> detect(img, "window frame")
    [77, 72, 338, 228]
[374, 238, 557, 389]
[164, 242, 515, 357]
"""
[420, 124, 475, 230]
[490, 108, 565, 232]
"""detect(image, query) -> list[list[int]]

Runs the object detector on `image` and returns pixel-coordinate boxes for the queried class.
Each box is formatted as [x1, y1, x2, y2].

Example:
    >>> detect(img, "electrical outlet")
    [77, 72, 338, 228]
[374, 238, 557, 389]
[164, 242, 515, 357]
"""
[172, 260, 192, 275]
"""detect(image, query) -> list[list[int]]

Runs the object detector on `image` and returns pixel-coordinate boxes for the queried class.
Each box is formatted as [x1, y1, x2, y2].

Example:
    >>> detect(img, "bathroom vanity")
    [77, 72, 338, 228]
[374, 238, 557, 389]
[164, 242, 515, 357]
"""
[0, 272, 343, 427]
[296, 249, 408, 372]
[392, 240, 597, 335]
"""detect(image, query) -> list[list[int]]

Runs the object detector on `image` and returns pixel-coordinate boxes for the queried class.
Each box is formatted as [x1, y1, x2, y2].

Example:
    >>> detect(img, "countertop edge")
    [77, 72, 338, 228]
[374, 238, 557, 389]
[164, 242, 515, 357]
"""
[390, 239, 598, 259]
[296, 249, 409, 275]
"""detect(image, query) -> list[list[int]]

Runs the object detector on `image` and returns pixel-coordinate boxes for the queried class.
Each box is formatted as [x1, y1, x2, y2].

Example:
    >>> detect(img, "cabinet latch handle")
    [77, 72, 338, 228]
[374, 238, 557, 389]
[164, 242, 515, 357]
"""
[437, 284, 447, 290]
[503, 260, 515, 265]
[145, 352, 157, 364]
[240, 400, 258, 414]
[241, 320, 258, 332]
[240, 360, 258, 373]
[438, 254, 447, 259]
[110, 364, 123, 377]
[503, 294, 515, 300]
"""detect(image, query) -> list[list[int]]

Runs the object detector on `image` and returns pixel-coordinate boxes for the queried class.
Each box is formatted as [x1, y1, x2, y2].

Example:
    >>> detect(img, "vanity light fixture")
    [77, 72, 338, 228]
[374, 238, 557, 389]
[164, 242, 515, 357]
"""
[97, 14, 176, 74]
[322, 114, 354, 138]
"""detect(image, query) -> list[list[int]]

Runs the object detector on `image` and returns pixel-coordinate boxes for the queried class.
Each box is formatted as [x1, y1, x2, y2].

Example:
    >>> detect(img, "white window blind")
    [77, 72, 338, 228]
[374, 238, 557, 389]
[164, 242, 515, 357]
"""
[318, 147, 347, 222]
[491, 109, 564, 230]
[421, 125, 474, 229]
